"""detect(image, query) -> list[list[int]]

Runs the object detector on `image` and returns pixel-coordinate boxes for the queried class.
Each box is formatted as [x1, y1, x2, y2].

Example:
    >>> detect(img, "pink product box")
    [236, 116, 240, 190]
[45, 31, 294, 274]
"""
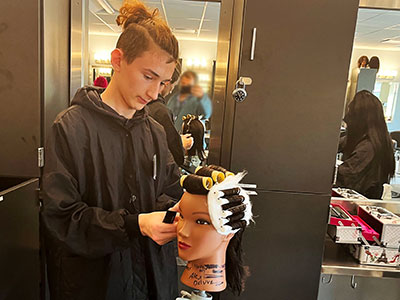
[328, 204, 361, 244]
[352, 215, 380, 242]
[349, 244, 400, 267]
[358, 205, 400, 248]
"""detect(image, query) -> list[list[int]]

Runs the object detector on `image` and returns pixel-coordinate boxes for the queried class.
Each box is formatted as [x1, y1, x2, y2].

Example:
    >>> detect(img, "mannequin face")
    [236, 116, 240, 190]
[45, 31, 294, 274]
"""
[177, 192, 231, 262]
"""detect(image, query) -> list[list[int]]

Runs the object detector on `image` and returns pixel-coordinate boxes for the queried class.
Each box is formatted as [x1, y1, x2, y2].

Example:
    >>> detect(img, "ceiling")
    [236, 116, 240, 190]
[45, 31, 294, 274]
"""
[89, 4, 400, 50]
[89, 0, 220, 42]
[355, 8, 400, 50]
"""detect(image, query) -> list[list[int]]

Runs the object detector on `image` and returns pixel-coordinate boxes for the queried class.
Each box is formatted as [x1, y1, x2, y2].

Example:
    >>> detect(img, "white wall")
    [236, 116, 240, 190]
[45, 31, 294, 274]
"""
[88, 33, 119, 65]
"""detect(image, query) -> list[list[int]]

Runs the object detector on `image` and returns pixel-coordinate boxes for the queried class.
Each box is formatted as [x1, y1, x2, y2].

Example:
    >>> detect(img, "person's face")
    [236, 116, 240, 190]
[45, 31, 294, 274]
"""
[113, 46, 175, 111]
[177, 192, 230, 262]
[179, 75, 195, 93]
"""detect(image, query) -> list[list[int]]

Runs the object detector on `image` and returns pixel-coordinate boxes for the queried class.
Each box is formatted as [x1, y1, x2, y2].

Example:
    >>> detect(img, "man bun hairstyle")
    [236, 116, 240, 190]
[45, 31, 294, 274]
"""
[115, 0, 179, 64]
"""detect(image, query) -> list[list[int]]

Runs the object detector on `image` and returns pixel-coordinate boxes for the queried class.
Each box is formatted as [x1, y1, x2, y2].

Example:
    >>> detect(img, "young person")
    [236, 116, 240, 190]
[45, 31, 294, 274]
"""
[41, 1, 183, 299]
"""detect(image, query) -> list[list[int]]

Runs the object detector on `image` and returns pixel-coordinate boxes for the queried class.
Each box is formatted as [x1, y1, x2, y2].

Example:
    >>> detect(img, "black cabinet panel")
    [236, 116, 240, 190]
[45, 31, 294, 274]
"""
[0, 1, 41, 177]
[0, 179, 39, 300]
[228, 0, 359, 193]
[220, 191, 330, 300]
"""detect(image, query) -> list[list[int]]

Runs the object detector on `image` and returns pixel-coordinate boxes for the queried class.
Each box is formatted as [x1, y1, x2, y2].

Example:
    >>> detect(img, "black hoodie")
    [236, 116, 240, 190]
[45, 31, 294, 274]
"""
[42, 86, 182, 300]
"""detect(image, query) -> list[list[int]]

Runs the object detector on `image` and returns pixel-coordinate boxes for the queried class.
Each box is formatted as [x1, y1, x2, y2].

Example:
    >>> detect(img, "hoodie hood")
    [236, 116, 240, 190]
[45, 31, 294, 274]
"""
[71, 85, 148, 127]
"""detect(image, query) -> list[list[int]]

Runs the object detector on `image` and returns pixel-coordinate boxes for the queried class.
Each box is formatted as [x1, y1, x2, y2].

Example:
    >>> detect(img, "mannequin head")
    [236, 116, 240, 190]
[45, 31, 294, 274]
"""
[177, 192, 233, 262]
[357, 55, 369, 68]
[177, 168, 252, 294]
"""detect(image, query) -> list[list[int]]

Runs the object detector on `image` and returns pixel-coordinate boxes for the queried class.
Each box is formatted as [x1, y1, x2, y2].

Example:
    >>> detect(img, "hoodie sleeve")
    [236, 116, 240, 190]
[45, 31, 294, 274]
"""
[336, 139, 375, 189]
[156, 149, 183, 211]
[148, 102, 185, 166]
[41, 115, 133, 258]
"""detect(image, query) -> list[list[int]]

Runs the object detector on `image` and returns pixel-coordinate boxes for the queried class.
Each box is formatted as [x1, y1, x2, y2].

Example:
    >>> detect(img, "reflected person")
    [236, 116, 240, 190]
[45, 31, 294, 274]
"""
[336, 90, 395, 199]
[167, 70, 212, 132]
[148, 66, 194, 166]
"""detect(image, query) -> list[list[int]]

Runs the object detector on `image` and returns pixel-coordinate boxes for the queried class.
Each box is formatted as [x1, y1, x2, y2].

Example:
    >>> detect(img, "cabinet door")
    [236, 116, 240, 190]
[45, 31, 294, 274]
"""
[0, 0, 41, 178]
[0, 0, 69, 178]
[225, 0, 359, 193]
[0, 179, 40, 300]
[220, 191, 331, 300]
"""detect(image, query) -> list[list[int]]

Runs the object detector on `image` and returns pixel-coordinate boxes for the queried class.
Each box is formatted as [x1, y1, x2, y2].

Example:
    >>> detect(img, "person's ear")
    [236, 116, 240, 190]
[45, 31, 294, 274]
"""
[111, 48, 123, 72]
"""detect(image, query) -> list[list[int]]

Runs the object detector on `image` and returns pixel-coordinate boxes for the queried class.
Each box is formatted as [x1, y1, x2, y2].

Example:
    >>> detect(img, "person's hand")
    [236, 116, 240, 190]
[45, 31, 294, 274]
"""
[181, 134, 194, 150]
[191, 84, 204, 98]
[138, 212, 178, 245]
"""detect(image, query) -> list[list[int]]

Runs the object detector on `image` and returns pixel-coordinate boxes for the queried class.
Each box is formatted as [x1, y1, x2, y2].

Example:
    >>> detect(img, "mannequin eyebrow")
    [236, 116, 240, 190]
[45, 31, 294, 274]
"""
[192, 212, 210, 216]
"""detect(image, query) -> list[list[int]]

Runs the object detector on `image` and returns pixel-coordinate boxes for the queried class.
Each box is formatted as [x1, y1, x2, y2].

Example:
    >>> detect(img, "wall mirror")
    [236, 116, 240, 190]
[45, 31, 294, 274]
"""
[84, 0, 229, 168]
[346, 7, 400, 130]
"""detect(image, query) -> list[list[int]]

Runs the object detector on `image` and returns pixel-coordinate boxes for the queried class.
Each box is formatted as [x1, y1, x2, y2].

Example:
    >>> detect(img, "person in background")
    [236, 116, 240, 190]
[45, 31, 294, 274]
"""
[41, 1, 183, 299]
[181, 114, 206, 169]
[167, 70, 212, 131]
[336, 90, 395, 199]
[368, 56, 380, 71]
[93, 75, 108, 88]
[147, 65, 194, 166]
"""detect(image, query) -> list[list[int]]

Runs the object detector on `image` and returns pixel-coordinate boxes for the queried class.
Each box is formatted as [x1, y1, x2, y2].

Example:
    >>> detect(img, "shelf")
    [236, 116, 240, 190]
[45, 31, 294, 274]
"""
[322, 237, 400, 278]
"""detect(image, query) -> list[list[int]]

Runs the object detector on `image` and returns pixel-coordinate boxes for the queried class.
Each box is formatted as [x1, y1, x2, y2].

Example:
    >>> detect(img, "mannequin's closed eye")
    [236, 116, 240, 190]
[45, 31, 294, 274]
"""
[196, 219, 211, 225]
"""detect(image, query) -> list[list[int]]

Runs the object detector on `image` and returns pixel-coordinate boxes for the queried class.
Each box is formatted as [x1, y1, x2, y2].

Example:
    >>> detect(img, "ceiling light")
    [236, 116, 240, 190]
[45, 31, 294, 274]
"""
[96, 0, 115, 15]
[377, 70, 398, 79]
[380, 38, 400, 44]
[172, 28, 196, 34]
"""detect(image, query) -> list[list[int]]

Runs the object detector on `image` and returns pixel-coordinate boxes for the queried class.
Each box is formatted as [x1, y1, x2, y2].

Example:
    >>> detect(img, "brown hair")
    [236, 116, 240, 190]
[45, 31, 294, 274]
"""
[115, 0, 179, 64]
[181, 70, 198, 84]
[171, 61, 182, 84]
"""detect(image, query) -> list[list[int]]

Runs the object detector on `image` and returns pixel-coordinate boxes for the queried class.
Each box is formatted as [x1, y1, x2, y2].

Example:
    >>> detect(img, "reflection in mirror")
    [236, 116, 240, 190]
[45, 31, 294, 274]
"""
[87, 0, 221, 169]
[339, 7, 400, 200]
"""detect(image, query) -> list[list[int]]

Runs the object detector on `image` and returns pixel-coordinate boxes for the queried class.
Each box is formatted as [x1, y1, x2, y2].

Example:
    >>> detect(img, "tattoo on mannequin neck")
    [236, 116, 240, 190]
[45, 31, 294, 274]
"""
[186, 263, 225, 287]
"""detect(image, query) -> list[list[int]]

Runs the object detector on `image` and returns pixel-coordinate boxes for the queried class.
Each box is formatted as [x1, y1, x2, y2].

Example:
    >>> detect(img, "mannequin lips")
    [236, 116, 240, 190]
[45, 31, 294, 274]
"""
[178, 241, 191, 250]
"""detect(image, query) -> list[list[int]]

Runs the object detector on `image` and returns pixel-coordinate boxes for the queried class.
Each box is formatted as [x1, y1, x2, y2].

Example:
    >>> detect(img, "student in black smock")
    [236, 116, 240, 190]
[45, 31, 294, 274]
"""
[337, 90, 395, 199]
[147, 66, 193, 166]
[41, 2, 183, 299]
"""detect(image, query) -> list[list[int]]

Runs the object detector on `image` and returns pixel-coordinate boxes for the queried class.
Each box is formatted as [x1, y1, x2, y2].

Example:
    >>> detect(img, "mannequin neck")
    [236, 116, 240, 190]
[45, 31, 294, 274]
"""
[181, 249, 228, 292]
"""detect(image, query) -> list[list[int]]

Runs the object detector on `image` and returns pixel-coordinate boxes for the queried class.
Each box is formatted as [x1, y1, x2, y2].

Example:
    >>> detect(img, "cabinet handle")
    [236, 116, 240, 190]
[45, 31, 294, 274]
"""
[250, 28, 257, 61]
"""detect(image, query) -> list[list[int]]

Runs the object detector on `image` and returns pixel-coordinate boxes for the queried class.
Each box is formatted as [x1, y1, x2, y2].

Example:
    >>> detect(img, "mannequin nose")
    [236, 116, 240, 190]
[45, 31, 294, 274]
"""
[177, 220, 190, 238]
